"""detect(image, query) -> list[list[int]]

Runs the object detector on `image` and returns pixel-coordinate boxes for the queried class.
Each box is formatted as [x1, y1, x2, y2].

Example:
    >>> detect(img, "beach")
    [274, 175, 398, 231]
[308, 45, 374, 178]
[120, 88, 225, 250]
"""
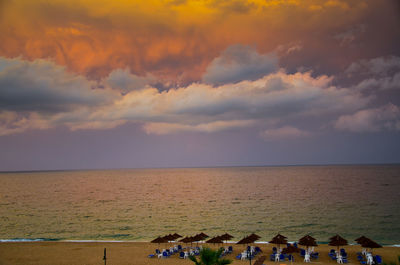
[0, 242, 398, 265]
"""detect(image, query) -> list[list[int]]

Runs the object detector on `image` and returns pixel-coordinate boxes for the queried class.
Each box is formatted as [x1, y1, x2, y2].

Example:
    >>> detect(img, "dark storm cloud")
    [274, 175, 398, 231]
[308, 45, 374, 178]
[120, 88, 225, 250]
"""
[202, 45, 278, 85]
[0, 57, 115, 113]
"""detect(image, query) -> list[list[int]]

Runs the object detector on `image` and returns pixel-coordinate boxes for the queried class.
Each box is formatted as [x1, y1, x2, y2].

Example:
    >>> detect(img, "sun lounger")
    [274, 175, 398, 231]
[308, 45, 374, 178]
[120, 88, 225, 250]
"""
[304, 253, 311, 262]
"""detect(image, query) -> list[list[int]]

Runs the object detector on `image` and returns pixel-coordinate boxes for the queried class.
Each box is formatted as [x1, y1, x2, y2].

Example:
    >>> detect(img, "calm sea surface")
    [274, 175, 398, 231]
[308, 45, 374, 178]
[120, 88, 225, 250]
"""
[0, 165, 399, 244]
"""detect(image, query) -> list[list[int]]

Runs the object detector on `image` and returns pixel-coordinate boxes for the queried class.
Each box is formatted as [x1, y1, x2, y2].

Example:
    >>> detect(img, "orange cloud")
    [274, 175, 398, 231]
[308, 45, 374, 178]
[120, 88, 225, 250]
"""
[0, 0, 375, 82]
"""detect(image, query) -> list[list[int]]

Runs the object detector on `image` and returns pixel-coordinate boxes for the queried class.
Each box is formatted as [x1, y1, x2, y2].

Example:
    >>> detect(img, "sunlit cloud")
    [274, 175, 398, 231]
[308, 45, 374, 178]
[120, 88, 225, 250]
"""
[335, 103, 400, 133]
[0, 54, 374, 137]
[0, 0, 381, 82]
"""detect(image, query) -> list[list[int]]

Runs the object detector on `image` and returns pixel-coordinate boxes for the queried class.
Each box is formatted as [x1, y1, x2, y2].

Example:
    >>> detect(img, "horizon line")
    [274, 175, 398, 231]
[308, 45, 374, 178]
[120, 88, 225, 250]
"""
[1, 162, 399, 174]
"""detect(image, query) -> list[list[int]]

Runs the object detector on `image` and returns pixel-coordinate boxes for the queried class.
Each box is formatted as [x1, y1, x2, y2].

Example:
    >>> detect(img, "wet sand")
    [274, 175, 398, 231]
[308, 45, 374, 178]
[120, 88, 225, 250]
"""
[0, 242, 398, 265]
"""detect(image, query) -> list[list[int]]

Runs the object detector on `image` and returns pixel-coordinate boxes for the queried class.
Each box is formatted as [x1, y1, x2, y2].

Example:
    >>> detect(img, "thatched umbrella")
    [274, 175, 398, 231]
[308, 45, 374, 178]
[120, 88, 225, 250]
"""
[248, 233, 261, 241]
[180, 236, 195, 247]
[270, 234, 288, 251]
[151, 236, 168, 248]
[151, 236, 168, 243]
[329, 234, 348, 252]
[220, 233, 234, 244]
[299, 235, 318, 252]
[164, 234, 176, 242]
[300, 235, 316, 241]
[173, 233, 182, 239]
[206, 236, 224, 245]
[192, 234, 205, 245]
[236, 236, 253, 245]
[198, 232, 209, 239]
[355, 236, 370, 244]
[361, 238, 382, 254]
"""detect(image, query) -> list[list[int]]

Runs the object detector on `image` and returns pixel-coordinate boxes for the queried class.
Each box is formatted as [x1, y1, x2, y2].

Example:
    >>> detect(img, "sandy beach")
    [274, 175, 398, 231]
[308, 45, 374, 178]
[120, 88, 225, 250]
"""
[0, 242, 398, 265]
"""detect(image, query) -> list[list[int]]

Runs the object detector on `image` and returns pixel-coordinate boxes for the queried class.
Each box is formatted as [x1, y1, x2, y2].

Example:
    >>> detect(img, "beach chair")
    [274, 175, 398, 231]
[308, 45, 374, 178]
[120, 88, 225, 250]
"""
[305, 253, 311, 263]
[367, 255, 374, 265]
[293, 242, 298, 248]
[255, 246, 262, 253]
[301, 249, 306, 257]
[275, 253, 280, 262]
[236, 254, 242, 260]
[162, 251, 169, 258]
[272, 247, 277, 253]
[311, 252, 319, 259]
[288, 254, 294, 262]
[178, 245, 182, 250]
[280, 254, 285, 261]
[148, 254, 155, 258]
[270, 254, 275, 261]
[179, 252, 185, 259]
[228, 246, 233, 253]
[375, 255, 382, 265]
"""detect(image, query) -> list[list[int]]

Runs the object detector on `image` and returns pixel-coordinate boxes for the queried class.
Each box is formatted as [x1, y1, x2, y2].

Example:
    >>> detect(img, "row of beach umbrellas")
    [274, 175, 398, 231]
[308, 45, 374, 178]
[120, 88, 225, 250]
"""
[151, 233, 382, 252]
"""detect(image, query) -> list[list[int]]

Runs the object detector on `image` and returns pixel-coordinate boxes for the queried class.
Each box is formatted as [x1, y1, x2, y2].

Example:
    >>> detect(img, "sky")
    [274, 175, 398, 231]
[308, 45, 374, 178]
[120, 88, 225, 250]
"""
[0, 0, 400, 171]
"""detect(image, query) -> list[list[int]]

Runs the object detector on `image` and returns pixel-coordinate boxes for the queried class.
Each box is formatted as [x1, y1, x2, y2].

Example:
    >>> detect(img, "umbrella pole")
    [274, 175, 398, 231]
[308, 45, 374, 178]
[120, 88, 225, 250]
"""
[103, 248, 107, 265]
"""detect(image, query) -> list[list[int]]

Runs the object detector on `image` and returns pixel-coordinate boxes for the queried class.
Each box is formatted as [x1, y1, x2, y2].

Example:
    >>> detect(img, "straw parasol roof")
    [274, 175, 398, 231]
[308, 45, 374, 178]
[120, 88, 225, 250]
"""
[355, 236, 370, 244]
[180, 236, 195, 243]
[220, 233, 234, 241]
[236, 236, 253, 245]
[329, 234, 348, 250]
[192, 234, 205, 243]
[299, 235, 318, 247]
[248, 233, 261, 240]
[198, 232, 209, 239]
[274, 233, 287, 239]
[163, 234, 175, 241]
[219, 233, 234, 244]
[269, 234, 288, 245]
[173, 233, 182, 239]
[151, 236, 168, 244]
[300, 235, 316, 241]
[361, 239, 382, 249]
[206, 236, 224, 244]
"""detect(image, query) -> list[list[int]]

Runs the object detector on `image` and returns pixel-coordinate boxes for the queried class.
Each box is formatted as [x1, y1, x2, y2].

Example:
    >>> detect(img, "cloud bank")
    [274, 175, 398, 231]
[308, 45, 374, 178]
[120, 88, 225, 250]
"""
[1, 39, 399, 138]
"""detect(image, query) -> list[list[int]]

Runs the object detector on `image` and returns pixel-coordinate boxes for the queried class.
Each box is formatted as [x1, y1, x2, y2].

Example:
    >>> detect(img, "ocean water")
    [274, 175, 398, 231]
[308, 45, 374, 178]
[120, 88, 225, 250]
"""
[0, 165, 399, 245]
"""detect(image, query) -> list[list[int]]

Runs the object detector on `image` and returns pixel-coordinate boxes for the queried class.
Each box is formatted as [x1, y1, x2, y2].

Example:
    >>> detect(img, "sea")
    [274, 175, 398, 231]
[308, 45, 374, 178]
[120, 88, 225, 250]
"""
[0, 165, 399, 245]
